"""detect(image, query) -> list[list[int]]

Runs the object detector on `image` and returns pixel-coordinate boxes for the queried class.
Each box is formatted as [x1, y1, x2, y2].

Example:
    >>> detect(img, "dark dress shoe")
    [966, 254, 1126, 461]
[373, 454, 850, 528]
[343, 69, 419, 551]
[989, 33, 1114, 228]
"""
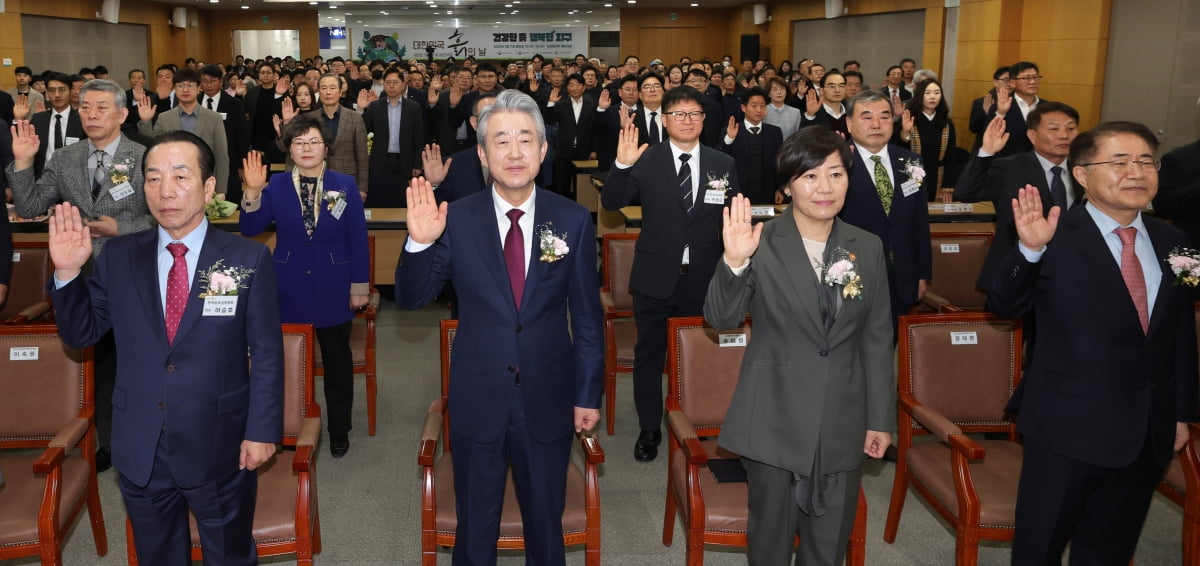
[96, 447, 112, 473]
[634, 429, 662, 462]
[330, 437, 350, 458]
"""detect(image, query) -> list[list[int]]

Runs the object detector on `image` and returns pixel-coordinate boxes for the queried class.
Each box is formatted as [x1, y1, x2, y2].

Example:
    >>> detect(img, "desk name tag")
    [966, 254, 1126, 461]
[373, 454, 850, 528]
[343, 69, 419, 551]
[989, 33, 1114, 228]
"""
[940, 243, 960, 253]
[750, 206, 776, 217]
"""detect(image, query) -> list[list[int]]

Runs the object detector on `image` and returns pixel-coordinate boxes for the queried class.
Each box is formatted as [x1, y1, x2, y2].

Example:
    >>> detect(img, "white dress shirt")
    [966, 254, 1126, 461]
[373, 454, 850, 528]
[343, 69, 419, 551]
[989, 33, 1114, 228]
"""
[853, 142, 894, 189]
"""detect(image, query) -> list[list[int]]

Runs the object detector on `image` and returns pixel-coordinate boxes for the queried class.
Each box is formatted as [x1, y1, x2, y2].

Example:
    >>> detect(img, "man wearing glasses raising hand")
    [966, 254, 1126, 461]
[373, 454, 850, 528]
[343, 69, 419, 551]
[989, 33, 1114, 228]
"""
[989, 61, 1053, 158]
[602, 85, 740, 462]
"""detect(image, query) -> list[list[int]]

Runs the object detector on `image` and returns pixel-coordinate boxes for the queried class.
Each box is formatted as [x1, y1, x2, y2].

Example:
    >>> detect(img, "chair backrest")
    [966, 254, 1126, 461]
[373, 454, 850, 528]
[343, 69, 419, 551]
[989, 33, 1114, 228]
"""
[0, 325, 92, 447]
[279, 323, 318, 443]
[1, 243, 53, 319]
[666, 316, 751, 436]
[439, 319, 458, 452]
[601, 234, 638, 311]
[927, 232, 992, 309]
[898, 312, 1021, 432]
[366, 234, 376, 288]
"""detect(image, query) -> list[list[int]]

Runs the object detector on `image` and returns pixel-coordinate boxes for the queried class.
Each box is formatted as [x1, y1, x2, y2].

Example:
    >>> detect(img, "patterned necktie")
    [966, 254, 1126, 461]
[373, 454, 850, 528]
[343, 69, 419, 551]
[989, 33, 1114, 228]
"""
[92, 150, 107, 199]
[503, 209, 526, 309]
[1050, 166, 1068, 209]
[648, 111, 660, 145]
[750, 126, 760, 135]
[299, 177, 317, 236]
[54, 114, 64, 150]
[1116, 227, 1149, 333]
[164, 243, 189, 346]
[678, 153, 694, 214]
[871, 155, 893, 215]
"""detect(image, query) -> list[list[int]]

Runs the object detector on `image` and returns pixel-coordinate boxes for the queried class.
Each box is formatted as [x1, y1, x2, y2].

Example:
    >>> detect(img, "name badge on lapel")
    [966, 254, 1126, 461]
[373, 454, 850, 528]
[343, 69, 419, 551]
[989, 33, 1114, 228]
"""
[218, 112, 228, 121]
[901, 180, 920, 198]
[65, 136, 80, 146]
[330, 198, 347, 220]
[704, 190, 726, 205]
[109, 182, 134, 201]
[202, 295, 238, 316]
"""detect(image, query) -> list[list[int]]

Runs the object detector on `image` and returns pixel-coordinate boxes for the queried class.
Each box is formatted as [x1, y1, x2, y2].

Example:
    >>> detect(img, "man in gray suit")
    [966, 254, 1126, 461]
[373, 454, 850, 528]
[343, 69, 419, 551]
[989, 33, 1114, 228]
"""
[136, 68, 230, 196]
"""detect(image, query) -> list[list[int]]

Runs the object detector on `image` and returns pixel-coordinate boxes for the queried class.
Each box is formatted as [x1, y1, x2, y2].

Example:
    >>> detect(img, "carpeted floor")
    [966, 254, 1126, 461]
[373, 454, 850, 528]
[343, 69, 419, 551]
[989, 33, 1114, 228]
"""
[5, 301, 1187, 565]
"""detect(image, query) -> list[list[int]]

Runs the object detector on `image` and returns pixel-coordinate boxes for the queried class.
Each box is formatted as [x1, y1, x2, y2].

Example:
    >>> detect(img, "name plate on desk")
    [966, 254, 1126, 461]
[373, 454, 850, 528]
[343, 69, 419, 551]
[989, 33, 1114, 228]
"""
[750, 206, 776, 217]
[364, 209, 372, 220]
[942, 203, 975, 213]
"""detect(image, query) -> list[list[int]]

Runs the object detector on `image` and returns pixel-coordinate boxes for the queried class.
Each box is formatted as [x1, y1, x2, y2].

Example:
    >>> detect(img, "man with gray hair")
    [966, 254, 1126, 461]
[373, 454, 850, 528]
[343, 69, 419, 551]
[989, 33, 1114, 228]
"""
[398, 89, 604, 565]
[8, 78, 154, 473]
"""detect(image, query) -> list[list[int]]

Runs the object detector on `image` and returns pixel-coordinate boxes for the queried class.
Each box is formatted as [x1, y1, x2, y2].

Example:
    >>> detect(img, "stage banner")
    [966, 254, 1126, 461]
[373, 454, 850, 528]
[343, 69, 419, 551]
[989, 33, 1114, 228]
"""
[351, 26, 588, 62]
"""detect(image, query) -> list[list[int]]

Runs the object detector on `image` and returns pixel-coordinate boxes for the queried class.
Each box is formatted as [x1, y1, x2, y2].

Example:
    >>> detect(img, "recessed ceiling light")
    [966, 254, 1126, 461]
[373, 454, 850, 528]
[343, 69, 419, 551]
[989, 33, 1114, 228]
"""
[308, 1, 317, 4]
[586, 10, 592, 13]
[210, 0, 218, 4]
[356, 20, 362, 23]
[690, 2, 698, 5]
[241, 5, 249, 8]
[433, 12, 440, 15]
[329, 4, 337, 8]
[627, 0, 635, 3]
[499, 12, 506, 14]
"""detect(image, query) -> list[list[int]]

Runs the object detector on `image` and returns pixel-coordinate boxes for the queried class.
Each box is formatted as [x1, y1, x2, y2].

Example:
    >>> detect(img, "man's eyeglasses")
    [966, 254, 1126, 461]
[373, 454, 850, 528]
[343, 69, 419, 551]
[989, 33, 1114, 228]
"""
[641, 84, 663, 91]
[663, 110, 704, 122]
[1079, 159, 1162, 174]
[291, 139, 325, 149]
[1014, 75, 1043, 82]
[383, 80, 405, 86]
[823, 83, 846, 90]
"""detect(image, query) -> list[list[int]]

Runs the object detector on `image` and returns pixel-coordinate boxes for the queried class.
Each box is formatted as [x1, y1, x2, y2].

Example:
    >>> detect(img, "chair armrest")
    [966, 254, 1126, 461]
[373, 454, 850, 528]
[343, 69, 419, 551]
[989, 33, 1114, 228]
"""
[7, 301, 52, 324]
[667, 410, 707, 465]
[418, 398, 445, 467]
[34, 417, 89, 473]
[578, 430, 606, 464]
[910, 404, 964, 442]
[293, 417, 321, 472]
[919, 291, 962, 313]
[947, 432, 986, 460]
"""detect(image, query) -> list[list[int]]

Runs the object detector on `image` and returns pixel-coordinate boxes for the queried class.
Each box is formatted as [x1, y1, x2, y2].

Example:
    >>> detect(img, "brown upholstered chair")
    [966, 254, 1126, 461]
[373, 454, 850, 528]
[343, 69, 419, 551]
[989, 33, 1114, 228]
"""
[1154, 302, 1200, 566]
[1, 242, 55, 324]
[884, 312, 1024, 566]
[661, 316, 867, 566]
[600, 233, 638, 435]
[0, 324, 107, 565]
[916, 232, 992, 313]
[127, 323, 323, 565]
[313, 234, 380, 435]
[418, 319, 605, 565]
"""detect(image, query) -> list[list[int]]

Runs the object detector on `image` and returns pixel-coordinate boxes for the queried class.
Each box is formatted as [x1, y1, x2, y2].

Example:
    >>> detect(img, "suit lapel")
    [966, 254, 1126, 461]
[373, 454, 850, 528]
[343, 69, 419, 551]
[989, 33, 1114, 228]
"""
[775, 208, 827, 336]
[468, 194, 517, 316]
[889, 149, 910, 206]
[1144, 219, 1174, 336]
[825, 222, 862, 341]
[171, 228, 227, 349]
[521, 192, 554, 316]
[1063, 209, 1144, 330]
[132, 230, 169, 351]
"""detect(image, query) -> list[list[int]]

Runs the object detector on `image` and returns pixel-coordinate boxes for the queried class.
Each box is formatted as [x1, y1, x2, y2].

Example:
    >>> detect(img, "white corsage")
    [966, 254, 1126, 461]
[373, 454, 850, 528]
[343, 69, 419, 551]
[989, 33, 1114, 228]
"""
[821, 248, 863, 299]
[900, 157, 926, 187]
[1167, 247, 1200, 287]
[324, 189, 347, 212]
[537, 222, 570, 263]
[706, 172, 732, 193]
[197, 260, 255, 298]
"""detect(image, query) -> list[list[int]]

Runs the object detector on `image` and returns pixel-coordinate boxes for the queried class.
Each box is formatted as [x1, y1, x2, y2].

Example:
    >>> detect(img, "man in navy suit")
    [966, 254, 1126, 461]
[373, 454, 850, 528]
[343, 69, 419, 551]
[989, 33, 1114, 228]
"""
[542, 72, 610, 197]
[991, 122, 1199, 565]
[985, 61, 1050, 159]
[721, 86, 783, 204]
[839, 91, 931, 324]
[601, 85, 740, 462]
[397, 90, 603, 565]
[48, 130, 283, 566]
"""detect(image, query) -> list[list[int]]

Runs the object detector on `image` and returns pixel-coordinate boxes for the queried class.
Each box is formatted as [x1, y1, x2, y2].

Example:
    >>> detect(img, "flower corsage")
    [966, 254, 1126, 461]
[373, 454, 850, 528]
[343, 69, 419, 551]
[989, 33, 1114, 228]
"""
[324, 189, 347, 212]
[822, 247, 863, 299]
[537, 222, 570, 263]
[197, 260, 256, 298]
[900, 157, 926, 187]
[706, 172, 732, 193]
[107, 157, 136, 185]
[1167, 247, 1200, 287]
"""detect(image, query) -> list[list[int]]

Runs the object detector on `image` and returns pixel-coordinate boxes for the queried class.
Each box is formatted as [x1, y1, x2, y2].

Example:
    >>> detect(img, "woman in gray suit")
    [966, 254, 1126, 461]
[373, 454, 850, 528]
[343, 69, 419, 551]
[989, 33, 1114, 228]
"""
[704, 127, 896, 566]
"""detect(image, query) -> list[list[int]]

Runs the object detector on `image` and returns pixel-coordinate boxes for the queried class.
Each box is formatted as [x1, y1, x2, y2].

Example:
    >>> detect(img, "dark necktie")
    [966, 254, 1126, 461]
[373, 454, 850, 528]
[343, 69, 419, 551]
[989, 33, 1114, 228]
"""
[648, 111, 660, 144]
[54, 114, 64, 150]
[91, 150, 106, 199]
[503, 209, 526, 309]
[1116, 227, 1149, 333]
[298, 177, 317, 236]
[678, 153, 693, 214]
[1050, 166, 1068, 209]
[206, 97, 214, 110]
[750, 126, 760, 135]
[165, 243, 189, 346]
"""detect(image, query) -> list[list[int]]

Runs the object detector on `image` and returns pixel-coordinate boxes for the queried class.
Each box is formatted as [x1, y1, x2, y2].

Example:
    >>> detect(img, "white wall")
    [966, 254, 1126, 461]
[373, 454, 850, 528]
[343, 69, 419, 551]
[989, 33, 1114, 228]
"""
[233, 30, 301, 61]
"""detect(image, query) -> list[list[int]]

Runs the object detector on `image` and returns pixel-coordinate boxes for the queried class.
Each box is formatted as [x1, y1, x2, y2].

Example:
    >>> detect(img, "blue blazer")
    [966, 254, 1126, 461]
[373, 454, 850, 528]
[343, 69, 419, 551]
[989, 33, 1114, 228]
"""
[51, 226, 284, 488]
[435, 147, 487, 204]
[396, 189, 604, 443]
[838, 145, 932, 305]
[239, 169, 370, 329]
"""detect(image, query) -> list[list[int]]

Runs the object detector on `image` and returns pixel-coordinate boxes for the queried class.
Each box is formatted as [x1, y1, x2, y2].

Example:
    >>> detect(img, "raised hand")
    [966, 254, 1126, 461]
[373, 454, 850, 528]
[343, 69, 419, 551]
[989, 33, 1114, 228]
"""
[48, 203, 93, 282]
[430, 74, 443, 93]
[272, 114, 283, 137]
[721, 194, 763, 268]
[981, 114, 1010, 155]
[995, 85, 1012, 116]
[242, 151, 268, 198]
[1011, 184, 1060, 252]
[618, 107, 635, 130]
[137, 93, 156, 123]
[615, 122, 648, 167]
[274, 79, 289, 96]
[805, 88, 821, 116]
[891, 91, 904, 116]
[420, 143, 451, 185]
[356, 89, 374, 111]
[10, 120, 40, 169]
[597, 88, 611, 111]
[406, 176, 448, 245]
[900, 109, 915, 140]
[12, 94, 30, 121]
[548, 86, 562, 103]
[280, 97, 298, 124]
[32, 99, 45, 114]
[725, 116, 738, 140]
[982, 91, 994, 114]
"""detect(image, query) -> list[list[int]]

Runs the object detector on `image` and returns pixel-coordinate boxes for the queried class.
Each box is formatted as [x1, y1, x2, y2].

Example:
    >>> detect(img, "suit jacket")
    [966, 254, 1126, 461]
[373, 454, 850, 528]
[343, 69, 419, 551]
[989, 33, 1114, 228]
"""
[430, 92, 476, 152]
[211, 94, 251, 189]
[601, 142, 741, 302]
[989, 206, 1200, 468]
[596, 104, 637, 170]
[955, 150, 1071, 291]
[239, 169, 370, 328]
[435, 147, 487, 204]
[396, 189, 604, 443]
[30, 108, 85, 177]
[838, 144, 932, 305]
[1151, 140, 1200, 247]
[124, 89, 159, 131]
[138, 106, 230, 195]
[50, 225, 284, 487]
[544, 95, 599, 159]
[983, 97, 1052, 158]
[299, 108, 370, 193]
[8, 135, 153, 256]
[879, 86, 912, 103]
[967, 91, 994, 153]
[706, 215, 895, 474]
[362, 96, 425, 177]
[800, 106, 849, 139]
[0, 90, 12, 124]
[720, 122, 783, 204]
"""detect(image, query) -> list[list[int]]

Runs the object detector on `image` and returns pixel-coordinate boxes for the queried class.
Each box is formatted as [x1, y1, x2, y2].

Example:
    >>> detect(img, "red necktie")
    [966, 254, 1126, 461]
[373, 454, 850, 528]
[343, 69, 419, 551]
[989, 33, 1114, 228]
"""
[165, 243, 189, 345]
[503, 209, 525, 309]
[1116, 227, 1149, 333]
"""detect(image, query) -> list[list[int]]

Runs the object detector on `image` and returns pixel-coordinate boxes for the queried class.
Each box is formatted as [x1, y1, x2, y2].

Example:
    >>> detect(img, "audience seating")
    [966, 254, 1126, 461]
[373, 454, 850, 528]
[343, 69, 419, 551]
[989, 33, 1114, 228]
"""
[1, 242, 55, 324]
[313, 235, 380, 435]
[600, 233, 637, 435]
[127, 323, 323, 565]
[0, 324, 107, 565]
[884, 312, 1023, 566]
[916, 232, 992, 313]
[661, 316, 867, 566]
[418, 319, 605, 565]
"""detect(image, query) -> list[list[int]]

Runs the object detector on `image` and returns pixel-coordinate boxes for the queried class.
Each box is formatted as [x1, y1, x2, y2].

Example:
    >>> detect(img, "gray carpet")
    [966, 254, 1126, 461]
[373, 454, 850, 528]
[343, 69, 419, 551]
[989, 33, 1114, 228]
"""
[4, 302, 1187, 565]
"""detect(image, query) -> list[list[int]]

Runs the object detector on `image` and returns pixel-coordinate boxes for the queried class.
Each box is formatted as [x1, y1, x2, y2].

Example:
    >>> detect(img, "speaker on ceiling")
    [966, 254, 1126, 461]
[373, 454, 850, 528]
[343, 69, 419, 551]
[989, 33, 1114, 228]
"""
[740, 34, 760, 64]
[100, 0, 120, 24]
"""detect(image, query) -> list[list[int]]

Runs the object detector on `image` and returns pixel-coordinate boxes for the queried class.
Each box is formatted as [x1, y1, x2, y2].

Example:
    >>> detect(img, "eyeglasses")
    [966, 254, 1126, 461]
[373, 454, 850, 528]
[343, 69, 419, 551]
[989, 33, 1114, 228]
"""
[1014, 75, 1043, 82]
[823, 83, 846, 90]
[383, 80, 405, 86]
[1079, 159, 1162, 174]
[641, 84, 663, 91]
[291, 139, 325, 149]
[175, 82, 198, 90]
[663, 110, 705, 122]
